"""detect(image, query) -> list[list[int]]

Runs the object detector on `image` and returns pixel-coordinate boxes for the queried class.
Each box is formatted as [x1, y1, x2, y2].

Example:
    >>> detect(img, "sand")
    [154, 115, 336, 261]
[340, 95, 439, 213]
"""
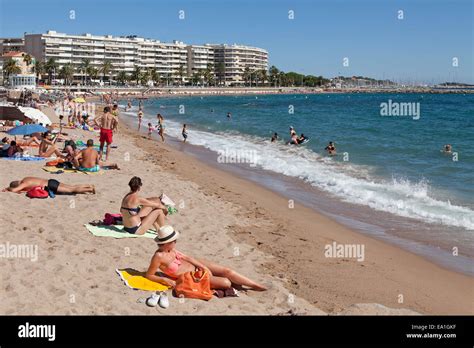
[0, 104, 472, 315]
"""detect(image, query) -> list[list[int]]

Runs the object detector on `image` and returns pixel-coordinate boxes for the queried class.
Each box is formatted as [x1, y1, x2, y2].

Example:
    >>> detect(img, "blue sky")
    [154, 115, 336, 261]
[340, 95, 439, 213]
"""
[1, 0, 472, 83]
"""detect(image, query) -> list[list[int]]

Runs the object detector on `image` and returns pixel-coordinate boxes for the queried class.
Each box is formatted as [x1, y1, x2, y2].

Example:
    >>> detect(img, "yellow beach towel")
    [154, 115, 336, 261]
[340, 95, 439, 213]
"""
[116, 268, 170, 292]
[42, 166, 104, 175]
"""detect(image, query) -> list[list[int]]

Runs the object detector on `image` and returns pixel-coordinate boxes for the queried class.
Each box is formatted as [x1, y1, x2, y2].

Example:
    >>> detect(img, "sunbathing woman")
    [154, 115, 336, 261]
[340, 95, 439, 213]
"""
[120, 176, 168, 235]
[39, 132, 65, 158]
[2, 136, 41, 147]
[145, 225, 267, 291]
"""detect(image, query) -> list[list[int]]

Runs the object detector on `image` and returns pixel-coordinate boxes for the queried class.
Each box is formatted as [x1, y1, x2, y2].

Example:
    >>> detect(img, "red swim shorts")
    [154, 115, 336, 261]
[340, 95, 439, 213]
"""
[100, 128, 113, 144]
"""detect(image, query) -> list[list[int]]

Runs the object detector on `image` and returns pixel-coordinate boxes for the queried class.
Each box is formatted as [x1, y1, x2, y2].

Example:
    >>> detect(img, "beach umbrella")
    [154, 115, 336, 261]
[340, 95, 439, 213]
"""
[73, 97, 86, 103]
[17, 106, 52, 125]
[7, 124, 48, 135]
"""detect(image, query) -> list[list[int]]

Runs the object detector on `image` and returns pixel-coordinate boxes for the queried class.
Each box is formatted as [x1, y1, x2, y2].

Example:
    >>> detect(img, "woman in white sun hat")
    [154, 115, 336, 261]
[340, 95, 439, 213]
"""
[145, 225, 267, 291]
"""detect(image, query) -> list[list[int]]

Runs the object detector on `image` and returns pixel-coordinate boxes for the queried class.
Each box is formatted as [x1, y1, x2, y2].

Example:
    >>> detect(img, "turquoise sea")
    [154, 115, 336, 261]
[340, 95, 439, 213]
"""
[120, 93, 474, 272]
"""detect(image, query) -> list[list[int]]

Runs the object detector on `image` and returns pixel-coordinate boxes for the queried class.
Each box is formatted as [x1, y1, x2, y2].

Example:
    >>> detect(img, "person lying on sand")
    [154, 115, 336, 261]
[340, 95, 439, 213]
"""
[2, 136, 41, 148]
[145, 225, 267, 291]
[73, 139, 119, 172]
[2, 177, 95, 194]
[120, 176, 168, 235]
[7, 141, 24, 157]
[39, 132, 65, 158]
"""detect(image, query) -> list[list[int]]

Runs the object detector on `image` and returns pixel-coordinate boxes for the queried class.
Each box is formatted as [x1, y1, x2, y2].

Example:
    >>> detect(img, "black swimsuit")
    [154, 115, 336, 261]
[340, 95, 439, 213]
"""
[121, 206, 141, 234]
[45, 179, 60, 194]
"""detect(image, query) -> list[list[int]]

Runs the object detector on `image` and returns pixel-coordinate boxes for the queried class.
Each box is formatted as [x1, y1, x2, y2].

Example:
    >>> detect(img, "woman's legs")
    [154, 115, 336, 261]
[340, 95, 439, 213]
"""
[41, 145, 64, 158]
[135, 208, 165, 235]
[199, 259, 267, 291]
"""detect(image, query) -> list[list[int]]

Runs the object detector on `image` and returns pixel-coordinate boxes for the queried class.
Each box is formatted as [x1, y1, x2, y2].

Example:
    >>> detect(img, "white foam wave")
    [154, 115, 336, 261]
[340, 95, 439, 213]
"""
[126, 112, 474, 231]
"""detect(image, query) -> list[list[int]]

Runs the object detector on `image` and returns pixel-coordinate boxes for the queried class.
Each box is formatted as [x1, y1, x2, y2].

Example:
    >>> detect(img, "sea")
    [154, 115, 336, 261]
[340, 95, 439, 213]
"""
[119, 93, 474, 275]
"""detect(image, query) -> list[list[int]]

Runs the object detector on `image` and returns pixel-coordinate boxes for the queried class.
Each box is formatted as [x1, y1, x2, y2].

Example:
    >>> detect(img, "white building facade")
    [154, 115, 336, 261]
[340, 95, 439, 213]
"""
[23, 31, 268, 85]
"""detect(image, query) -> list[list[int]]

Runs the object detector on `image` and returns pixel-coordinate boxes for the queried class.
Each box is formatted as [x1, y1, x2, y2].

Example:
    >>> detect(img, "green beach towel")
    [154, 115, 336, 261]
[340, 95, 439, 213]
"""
[84, 224, 157, 239]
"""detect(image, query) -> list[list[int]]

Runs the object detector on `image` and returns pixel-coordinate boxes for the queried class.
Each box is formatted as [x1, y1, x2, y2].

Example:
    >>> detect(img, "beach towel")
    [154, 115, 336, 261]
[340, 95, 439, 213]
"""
[116, 269, 170, 292]
[84, 224, 157, 239]
[42, 166, 104, 175]
[2, 156, 45, 161]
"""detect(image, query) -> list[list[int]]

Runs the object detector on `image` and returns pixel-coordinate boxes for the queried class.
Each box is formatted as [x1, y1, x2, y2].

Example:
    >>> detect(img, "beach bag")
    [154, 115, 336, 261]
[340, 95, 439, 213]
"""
[26, 186, 49, 199]
[174, 269, 213, 301]
[46, 158, 64, 166]
[103, 213, 123, 226]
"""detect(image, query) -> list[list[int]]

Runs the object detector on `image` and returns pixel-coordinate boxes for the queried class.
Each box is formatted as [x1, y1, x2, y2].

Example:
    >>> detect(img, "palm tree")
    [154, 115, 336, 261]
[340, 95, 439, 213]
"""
[216, 62, 225, 86]
[191, 70, 204, 86]
[45, 58, 58, 85]
[139, 70, 150, 86]
[131, 65, 141, 85]
[59, 63, 75, 86]
[259, 69, 268, 86]
[79, 58, 91, 85]
[203, 63, 214, 86]
[34, 60, 45, 82]
[3, 58, 21, 84]
[278, 71, 286, 87]
[22, 53, 33, 72]
[243, 67, 251, 87]
[269, 66, 280, 87]
[175, 64, 185, 86]
[100, 60, 113, 84]
[116, 70, 129, 85]
[149, 68, 159, 86]
[89, 67, 99, 82]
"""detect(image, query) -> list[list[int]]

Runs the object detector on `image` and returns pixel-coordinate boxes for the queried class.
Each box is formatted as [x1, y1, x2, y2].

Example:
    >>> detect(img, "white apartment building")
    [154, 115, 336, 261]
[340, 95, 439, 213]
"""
[186, 45, 214, 77]
[208, 44, 268, 86]
[22, 31, 268, 85]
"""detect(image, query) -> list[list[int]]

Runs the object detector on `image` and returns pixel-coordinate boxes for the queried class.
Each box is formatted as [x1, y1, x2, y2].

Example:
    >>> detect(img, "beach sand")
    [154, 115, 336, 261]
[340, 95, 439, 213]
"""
[0, 105, 472, 315]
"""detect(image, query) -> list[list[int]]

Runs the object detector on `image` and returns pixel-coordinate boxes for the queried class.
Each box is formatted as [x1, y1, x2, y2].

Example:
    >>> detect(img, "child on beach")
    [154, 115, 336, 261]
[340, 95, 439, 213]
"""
[148, 123, 153, 138]
[182, 124, 188, 143]
[138, 110, 143, 131]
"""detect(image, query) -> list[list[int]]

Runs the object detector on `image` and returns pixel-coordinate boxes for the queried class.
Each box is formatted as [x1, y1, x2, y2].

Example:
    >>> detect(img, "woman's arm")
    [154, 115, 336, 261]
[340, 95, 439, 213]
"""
[138, 197, 167, 210]
[145, 253, 176, 287]
[180, 254, 210, 273]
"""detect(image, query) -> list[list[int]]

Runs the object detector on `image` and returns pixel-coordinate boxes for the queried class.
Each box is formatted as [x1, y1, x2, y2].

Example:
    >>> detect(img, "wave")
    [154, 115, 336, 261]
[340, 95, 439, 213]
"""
[123, 111, 474, 231]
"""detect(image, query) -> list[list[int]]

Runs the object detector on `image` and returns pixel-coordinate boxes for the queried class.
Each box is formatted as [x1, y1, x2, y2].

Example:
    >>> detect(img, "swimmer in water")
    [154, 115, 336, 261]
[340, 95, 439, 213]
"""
[443, 144, 452, 153]
[297, 134, 307, 144]
[227, 112, 232, 119]
[325, 141, 336, 155]
[271, 132, 278, 142]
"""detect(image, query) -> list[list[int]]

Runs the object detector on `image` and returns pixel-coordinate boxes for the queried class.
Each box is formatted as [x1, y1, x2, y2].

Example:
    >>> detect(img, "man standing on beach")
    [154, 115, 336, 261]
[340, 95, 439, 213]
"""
[94, 106, 118, 161]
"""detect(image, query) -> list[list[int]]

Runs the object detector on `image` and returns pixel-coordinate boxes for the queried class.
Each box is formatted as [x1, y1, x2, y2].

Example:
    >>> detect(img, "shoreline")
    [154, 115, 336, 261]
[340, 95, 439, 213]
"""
[118, 112, 473, 314]
[0, 103, 472, 315]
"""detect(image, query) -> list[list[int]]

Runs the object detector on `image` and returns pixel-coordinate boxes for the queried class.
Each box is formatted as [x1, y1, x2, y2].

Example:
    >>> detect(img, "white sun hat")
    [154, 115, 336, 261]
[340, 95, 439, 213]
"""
[155, 225, 180, 244]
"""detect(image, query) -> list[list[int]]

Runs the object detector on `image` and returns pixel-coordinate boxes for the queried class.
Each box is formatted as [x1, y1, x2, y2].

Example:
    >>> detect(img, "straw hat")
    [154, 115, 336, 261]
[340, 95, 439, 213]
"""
[155, 225, 180, 244]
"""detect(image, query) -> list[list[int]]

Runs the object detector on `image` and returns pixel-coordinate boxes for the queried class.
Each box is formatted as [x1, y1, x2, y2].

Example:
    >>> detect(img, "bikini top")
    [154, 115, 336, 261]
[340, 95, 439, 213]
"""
[162, 250, 183, 278]
[120, 206, 140, 216]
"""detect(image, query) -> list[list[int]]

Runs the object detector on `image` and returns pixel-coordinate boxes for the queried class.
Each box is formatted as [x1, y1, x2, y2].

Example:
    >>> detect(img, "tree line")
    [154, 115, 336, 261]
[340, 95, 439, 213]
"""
[3, 57, 330, 88]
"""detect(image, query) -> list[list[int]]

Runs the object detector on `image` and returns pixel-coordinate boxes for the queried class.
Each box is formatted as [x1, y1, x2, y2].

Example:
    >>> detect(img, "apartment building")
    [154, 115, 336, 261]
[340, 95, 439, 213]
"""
[186, 45, 215, 77]
[0, 38, 25, 55]
[209, 44, 268, 86]
[21, 31, 268, 85]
